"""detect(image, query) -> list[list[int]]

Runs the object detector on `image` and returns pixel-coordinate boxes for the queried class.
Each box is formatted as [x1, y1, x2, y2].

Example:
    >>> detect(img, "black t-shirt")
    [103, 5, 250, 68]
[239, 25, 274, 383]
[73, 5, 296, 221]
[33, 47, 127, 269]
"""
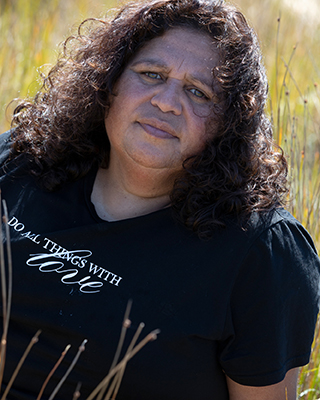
[0, 130, 319, 400]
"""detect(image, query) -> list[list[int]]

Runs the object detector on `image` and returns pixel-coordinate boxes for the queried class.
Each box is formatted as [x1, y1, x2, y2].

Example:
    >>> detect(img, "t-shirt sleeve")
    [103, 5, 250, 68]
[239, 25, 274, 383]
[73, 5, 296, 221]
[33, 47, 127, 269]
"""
[0, 130, 14, 167]
[0, 130, 32, 181]
[219, 215, 320, 386]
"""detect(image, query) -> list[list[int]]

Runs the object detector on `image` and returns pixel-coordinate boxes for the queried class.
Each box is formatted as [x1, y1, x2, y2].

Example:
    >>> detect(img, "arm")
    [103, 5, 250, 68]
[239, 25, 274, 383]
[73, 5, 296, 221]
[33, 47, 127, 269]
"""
[226, 368, 299, 400]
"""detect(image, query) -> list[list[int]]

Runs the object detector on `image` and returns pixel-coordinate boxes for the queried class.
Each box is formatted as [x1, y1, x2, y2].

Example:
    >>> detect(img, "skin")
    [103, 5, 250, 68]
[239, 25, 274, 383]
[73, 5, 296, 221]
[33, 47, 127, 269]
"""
[91, 26, 299, 398]
[92, 27, 219, 221]
[226, 368, 299, 400]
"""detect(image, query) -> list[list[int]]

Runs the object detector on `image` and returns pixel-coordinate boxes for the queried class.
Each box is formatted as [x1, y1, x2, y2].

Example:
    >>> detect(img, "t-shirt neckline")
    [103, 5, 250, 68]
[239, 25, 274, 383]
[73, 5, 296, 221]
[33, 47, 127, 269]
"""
[83, 165, 172, 224]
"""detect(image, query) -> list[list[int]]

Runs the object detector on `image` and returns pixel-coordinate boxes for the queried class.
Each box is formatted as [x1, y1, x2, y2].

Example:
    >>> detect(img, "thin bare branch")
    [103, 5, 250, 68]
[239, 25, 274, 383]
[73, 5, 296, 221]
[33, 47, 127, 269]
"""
[48, 339, 87, 400]
[0, 194, 7, 388]
[87, 329, 160, 400]
[109, 300, 132, 372]
[96, 300, 133, 400]
[36, 344, 71, 400]
[2, 201, 12, 340]
[0, 200, 13, 389]
[0, 330, 41, 400]
[72, 382, 82, 400]
[110, 322, 145, 400]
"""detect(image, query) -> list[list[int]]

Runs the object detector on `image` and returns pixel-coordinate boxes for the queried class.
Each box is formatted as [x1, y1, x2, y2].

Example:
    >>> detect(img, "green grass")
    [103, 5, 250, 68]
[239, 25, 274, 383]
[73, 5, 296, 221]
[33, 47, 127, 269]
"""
[0, 0, 117, 132]
[0, 0, 320, 397]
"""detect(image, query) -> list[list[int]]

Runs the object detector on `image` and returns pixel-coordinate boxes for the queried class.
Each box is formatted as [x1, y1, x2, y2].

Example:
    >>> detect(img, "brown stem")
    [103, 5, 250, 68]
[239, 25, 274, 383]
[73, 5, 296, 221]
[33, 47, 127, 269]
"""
[0, 330, 41, 400]
[36, 344, 71, 400]
[87, 329, 160, 400]
[48, 339, 87, 400]
[0, 200, 13, 389]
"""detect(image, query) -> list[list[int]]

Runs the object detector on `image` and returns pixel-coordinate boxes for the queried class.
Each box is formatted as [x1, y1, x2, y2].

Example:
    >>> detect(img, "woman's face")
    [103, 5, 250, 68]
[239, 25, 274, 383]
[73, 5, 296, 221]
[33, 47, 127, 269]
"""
[104, 27, 219, 175]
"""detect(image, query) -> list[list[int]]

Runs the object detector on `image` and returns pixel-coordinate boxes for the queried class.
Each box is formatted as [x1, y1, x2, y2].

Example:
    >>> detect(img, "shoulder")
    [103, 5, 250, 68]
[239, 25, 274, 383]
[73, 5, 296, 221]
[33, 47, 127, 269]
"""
[242, 208, 317, 254]
[0, 129, 33, 181]
[219, 208, 320, 386]
[262, 208, 317, 258]
[236, 208, 320, 291]
[0, 130, 14, 166]
[246, 207, 299, 233]
[214, 208, 317, 265]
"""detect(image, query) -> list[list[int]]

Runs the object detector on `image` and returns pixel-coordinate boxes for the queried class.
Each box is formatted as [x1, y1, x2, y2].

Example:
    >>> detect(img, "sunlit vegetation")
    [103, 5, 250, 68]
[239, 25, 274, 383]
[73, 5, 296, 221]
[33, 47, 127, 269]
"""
[0, 0, 319, 397]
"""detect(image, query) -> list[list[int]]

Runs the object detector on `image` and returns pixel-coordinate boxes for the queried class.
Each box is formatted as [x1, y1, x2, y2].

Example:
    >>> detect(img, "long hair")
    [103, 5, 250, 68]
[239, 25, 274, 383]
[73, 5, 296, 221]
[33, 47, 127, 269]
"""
[9, 0, 288, 238]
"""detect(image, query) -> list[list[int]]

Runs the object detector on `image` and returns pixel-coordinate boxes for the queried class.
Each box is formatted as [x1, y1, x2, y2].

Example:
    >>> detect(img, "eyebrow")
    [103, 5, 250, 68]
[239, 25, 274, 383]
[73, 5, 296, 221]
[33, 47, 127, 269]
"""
[130, 58, 214, 92]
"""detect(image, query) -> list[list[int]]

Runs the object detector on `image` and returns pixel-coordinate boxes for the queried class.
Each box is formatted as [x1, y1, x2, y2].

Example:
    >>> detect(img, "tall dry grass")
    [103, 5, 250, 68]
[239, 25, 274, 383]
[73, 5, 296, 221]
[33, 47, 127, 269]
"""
[0, 0, 117, 132]
[237, 3, 320, 397]
[0, 0, 320, 397]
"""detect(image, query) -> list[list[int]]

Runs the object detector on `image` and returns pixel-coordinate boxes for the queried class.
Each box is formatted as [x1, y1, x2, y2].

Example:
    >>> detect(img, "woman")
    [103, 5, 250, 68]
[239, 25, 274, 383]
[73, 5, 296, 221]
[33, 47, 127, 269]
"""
[0, 0, 319, 399]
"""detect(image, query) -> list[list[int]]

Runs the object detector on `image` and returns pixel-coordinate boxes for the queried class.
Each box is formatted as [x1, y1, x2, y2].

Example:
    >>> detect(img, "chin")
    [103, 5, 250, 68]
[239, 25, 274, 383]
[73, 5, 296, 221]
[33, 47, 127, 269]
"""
[126, 147, 182, 171]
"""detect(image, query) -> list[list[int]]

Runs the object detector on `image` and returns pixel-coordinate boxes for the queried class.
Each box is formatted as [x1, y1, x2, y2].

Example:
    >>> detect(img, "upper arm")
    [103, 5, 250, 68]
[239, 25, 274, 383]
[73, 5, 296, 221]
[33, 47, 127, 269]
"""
[220, 218, 320, 387]
[226, 368, 299, 400]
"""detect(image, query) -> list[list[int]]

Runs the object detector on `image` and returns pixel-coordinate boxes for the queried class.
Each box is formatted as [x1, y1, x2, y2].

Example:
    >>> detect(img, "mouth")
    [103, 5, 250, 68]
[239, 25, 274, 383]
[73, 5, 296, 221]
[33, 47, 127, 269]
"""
[138, 120, 178, 140]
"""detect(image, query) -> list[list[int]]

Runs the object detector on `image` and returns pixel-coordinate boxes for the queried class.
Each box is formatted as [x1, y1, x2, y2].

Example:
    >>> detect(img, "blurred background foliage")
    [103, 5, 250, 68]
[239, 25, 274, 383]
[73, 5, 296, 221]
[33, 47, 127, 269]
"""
[1, 0, 319, 132]
[0, 0, 320, 398]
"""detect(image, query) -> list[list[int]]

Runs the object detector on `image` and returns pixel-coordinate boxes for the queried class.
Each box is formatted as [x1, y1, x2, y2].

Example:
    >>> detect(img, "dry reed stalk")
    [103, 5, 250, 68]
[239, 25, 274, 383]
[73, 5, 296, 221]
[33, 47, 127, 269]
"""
[108, 300, 132, 373]
[0, 199, 7, 385]
[110, 322, 145, 400]
[0, 330, 41, 400]
[48, 339, 87, 400]
[72, 382, 82, 400]
[104, 322, 145, 400]
[96, 300, 133, 400]
[87, 328, 160, 400]
[36, 344, 71, 400]
[0, 199, 13, 390]
[0, 206, 158, 400]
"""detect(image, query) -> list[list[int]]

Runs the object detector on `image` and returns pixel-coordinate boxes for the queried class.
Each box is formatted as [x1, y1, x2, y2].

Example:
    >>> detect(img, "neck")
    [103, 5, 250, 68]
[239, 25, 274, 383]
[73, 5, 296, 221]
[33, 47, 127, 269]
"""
[91, 160, 176, 221]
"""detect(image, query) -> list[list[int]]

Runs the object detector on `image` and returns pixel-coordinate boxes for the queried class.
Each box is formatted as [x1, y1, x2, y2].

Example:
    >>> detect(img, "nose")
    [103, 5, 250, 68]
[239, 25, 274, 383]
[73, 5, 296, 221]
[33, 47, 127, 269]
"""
[150, 80, 183, 115]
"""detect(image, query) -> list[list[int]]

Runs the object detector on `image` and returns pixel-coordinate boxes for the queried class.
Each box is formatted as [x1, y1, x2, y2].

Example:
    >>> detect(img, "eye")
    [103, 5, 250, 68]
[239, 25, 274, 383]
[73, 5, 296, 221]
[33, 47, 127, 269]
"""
[143, 72, 162, 80]
[189, 88, 208, 100]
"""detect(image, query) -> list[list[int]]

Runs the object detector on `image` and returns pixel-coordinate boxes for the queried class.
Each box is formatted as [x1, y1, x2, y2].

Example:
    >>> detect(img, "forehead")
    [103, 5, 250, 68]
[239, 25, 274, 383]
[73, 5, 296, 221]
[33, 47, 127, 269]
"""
[128, 27, 219, 80]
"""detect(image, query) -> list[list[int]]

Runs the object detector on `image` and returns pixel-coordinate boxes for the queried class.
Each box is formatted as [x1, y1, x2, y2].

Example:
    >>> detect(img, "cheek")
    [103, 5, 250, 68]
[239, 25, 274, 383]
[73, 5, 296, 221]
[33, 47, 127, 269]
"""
[193, 115, 209, 143]
[183, 133, 207, 158]
[194, 105, 219, 144]
[104, 110, 121, 151]
[104, 94, 126, 133]
[183, 115, 210, 157]
[104, 111, 116, 137]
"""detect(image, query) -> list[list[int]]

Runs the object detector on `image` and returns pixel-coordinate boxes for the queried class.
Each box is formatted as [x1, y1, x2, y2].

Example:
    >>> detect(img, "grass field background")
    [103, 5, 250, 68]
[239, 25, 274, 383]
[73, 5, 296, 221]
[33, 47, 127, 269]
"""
[0, 0, 319, 397]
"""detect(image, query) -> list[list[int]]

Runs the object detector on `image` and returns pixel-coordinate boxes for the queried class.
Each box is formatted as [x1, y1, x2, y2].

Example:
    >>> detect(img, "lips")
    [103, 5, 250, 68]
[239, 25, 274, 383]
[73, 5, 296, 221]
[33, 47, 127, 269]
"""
[138, 119, 178, 140]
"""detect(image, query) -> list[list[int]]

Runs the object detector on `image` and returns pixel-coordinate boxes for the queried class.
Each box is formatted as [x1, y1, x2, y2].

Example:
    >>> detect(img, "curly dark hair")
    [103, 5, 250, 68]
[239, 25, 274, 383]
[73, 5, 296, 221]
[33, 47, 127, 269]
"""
[10, 0, 288, 238]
